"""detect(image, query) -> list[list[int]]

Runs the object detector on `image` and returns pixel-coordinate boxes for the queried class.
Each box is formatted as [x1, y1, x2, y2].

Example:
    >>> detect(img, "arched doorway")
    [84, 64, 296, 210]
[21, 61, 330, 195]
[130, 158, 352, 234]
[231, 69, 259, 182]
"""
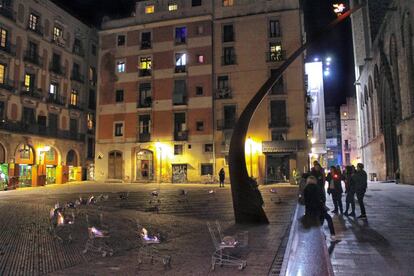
[15, 144, 35, 187]
[0, 143, 7, 190]
[66, 149, 79, 181]
[108, 151, 123, 179]
[136, 149, 153, 181]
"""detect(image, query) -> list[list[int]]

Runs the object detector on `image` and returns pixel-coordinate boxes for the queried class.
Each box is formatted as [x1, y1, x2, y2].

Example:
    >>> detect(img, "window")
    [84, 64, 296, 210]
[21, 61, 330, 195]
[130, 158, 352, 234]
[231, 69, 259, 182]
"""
[91, 44, 97, 56]
[173, 80, 187, 105]
[192, 0, 202, 6]
[24, 73, 34, 91]
[270, 100, 287, 127]
[138, 83, 152, 108]
[218, 75, 229, 89]
[145, 5, 155, 14]
[175, 53, 187, 73]
[271, 131, 286, 141]
[19, 145, 31, 160]
[114, 122, 124, 137]
[139, 115, 151, 134]
[168, 3, 178, 11]
[53, 26, 63, 41]
[0, 64, 5, 84]
[197, 54, 204, 63]
[139, 56, 152, 76]
[89, 67, 97, 86]
[87, 113, 94, 130]
[174, 144, 183, 155]
[175, 27, 187, 44]
[196, 86, 203, 96]
[117, 35, 125, 46]
[0, 27, 7, 48]
[49, 113, 58, 133]
[223, 24, 234, 42]
[141, 32, 151, 49]
[116, 60, 125, 73]
[28, 13, 39, 31]
[223, 47, 235, 65]
[115, 89, 124, 102]
[22, 107, 35, 125]
[88, 89, 96, 109]
[223, 0, 233, 6]
[345, 153, 350, 165]
[28, 41, 38, 58]
[269, 20, 281, 37]
[196, 25, 204, 35]
[201, 164, 213, 176]
[269, 43, 283, 61]
[49, 83, 58, 95]
[73, 38, 83, 55]
[270, 70, 284, 94]
[344, 140, 349, 151]
[196, 121, 204, 131]
[204, 144, 213, 152]
[70, 89, 78, 106]
[87, 138, 94, 159]
[223, 105, 236, 128]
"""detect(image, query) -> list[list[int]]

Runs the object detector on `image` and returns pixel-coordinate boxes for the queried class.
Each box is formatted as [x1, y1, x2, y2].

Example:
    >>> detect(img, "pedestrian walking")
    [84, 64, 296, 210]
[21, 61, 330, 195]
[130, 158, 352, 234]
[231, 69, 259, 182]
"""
[326, 166, 343, 214]
[304, 175, 336, 240]
[352, 163, 368, 219]
[344, 165, 356, 216]
[219, 168, 225, 187]
[310, 161, 326, 203]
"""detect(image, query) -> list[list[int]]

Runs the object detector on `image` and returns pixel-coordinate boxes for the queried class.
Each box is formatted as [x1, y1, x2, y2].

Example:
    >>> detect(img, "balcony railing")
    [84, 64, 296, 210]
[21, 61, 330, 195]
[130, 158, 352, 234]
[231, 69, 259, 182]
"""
[221, 55, 237, 66]
[20, 84, 43, 99]
[138, 132, 151, 142]
[174, 65, 186, 73]
[27, 25, 44, 37]
[266, 51, 286, 62]
[23, 51, 43, 67]
[0, 78, 15, 92]
[216, 119, 236, 131]
[70, 71, 85, 83]
[46, 94, 66, 106]
[0, 120, 85, 141]
[0, 6, 16, 21]
[137, 97, 152, 108]
[139, 69, 151, 77]
[49, 62, 66, 76]
[174, 130, 188, 141]
[215, 88, 232, 99]
[262, 140, 308, 153]
[0, 43, 16, 56]
[269, 118, 289, 128]
[141, 41, 151, 49]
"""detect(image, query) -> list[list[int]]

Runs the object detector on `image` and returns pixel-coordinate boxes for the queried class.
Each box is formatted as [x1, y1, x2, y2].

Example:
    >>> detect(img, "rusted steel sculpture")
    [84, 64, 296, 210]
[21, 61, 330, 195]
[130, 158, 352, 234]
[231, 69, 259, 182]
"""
[229, 4, 363, 224]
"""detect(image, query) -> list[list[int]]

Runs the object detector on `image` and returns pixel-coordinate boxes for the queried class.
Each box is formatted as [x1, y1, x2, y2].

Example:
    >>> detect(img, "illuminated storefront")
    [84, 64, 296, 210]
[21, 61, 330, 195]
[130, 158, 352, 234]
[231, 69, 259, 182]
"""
[15, 144, 35, 187]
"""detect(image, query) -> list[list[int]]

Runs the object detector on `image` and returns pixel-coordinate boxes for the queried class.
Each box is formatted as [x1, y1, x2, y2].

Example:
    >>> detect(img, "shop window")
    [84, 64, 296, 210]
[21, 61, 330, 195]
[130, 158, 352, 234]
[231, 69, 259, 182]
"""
[116, 60, 125, 73]
[46, 149, 55, 161]
[114, 122, 124, 137]
[115, 89, 124, 102]
[174, 144, 183, 155]
[168, 3, 178, 11]
[175, 27, 187, 44]
[201, 164, 213, 175]
[145, 5, 155, 14]
[204, 144, 213, 153]
[196, 121, 204, 131]
[117, 35, 125, 46]
[222, 24, 234, 42]
[269, 20, 281, 37]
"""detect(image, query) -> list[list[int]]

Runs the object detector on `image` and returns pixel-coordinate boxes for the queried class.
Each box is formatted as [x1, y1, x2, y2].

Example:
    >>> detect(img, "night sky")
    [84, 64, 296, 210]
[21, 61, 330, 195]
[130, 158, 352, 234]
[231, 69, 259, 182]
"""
[52, 0, 355, 107]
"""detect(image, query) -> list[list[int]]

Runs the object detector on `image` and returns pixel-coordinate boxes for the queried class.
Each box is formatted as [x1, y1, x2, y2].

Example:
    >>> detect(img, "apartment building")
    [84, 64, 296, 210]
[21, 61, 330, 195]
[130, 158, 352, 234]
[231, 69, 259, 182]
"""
[0, 0, 98, 188]
[340, 97, 358, 166]
[95, 0, 307, 183]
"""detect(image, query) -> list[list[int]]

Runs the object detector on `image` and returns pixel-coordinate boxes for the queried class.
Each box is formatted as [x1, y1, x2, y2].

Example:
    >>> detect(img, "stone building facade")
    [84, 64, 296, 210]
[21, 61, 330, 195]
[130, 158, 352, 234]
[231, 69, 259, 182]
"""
[350, 0, 414, 183]
[325, 107, 342, 167]
[0, 0, 98, 188]
[95, 0, 308, 183]
[340, 97, 358, 166]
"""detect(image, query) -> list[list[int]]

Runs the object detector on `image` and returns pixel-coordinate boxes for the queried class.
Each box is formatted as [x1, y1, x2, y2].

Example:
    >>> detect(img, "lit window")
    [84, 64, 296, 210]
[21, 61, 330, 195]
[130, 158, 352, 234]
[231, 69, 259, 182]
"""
[70, 89, 78, 106]
[269, 43, 283, 61]
[168, 3, 178, 11]
[117, 60, 125, 73]
[174, 145, 183, 155]
[223, 0, 233, 7]
[28, 13, 39, 31]
[145, 5, 155, 14]
[114, 123, 124, 137]
[53, 26, 63, 41]
[197, 55, 204, 63]
[49, 83, 58, 94]
[24, 73, 34, 90]
[87, 113, 94, 130]
[0, 64, 5, 84]
[175, 53, 187, 66]
[175, 27, 187, 44]
[204, 144, 213, 152]
[19, 145, 31, 160]
[140, 57, 152, 70]
[0, 28, 7, 48]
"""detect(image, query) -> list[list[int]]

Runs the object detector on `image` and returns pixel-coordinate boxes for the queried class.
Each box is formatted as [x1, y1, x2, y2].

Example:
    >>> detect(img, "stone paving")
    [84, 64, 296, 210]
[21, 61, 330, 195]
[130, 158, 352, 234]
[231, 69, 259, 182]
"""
[0, 182, 298, 275]
[323, 182, 414, 276]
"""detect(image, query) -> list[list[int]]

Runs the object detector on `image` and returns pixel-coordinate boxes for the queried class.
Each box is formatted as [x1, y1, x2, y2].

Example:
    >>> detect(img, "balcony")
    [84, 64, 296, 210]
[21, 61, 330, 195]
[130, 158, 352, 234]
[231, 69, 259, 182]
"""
[140, 41, 151, 49]
[0, 43, 16, 56]
[269, 118, 289, 129]
[262, 140, 308, 153]
[215, 88, 232, 99]
[217, 119, 236, 131]
[174, 130, 188, 141]
[137, 97, 152, 108]
[70, 71, 85, 83]
[49, 62, 66, 76]
[139, 69, 151, 77]
[221, 55, 237, 66]
[138, 132, 151, 142]
[0, 78, 15, 92]
[23, 51, 43, 67]
[0, 6, 16, 21]
[174, 65, 186, 74]
[27, 25, 44, 37]
[51, 37, 66, 48]
[266, 51, 286, 62]
[20, 84, 43, 99]
[46, 94, 66, 106]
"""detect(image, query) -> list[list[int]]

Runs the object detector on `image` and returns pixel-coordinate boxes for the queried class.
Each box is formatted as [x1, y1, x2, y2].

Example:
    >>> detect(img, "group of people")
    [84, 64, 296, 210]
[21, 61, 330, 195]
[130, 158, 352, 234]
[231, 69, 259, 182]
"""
[302, 161, 368, 240]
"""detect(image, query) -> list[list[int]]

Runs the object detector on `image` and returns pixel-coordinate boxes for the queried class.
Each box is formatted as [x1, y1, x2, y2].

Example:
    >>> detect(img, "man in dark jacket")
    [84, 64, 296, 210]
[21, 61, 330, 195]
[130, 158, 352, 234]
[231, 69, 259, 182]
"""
[219, 168, 225, 187]
[344, 165, 356, 216]
[310, 161, 326, 203]
[352, 163, 368, 219]
[326, 166, 343, 214]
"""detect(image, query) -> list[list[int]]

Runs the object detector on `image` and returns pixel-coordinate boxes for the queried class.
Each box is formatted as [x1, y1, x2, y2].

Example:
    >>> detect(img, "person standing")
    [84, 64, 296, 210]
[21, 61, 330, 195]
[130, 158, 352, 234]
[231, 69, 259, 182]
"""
[219, 168, 225, 188]
[304, 175, 336, 240]
[310, 161, 326, 203]
[326, 166, 343, 214]
[353, 163, 368, 219]
[344, 165, 356, 216]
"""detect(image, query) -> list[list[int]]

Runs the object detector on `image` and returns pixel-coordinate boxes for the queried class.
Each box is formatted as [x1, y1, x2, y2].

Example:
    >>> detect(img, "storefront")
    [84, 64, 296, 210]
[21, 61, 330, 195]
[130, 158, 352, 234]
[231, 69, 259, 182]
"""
[67, 149, 81, 181]
[0, 163, 8, 190]
[44, 147, 59, 184]
[15, 144, 35, 187]
[136, 149, 153, 181]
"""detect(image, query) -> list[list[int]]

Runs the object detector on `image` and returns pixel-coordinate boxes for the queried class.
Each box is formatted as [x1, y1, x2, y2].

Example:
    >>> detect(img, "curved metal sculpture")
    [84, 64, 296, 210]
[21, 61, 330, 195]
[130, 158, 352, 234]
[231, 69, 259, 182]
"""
[229, 4, 363, 224]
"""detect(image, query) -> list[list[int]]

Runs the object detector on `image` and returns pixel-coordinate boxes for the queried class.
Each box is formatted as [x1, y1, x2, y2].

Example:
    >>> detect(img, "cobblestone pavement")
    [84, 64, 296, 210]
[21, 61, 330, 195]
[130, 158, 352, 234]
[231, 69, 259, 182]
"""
[0, 182, 297, 275]
[323, 182, 414, 276]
